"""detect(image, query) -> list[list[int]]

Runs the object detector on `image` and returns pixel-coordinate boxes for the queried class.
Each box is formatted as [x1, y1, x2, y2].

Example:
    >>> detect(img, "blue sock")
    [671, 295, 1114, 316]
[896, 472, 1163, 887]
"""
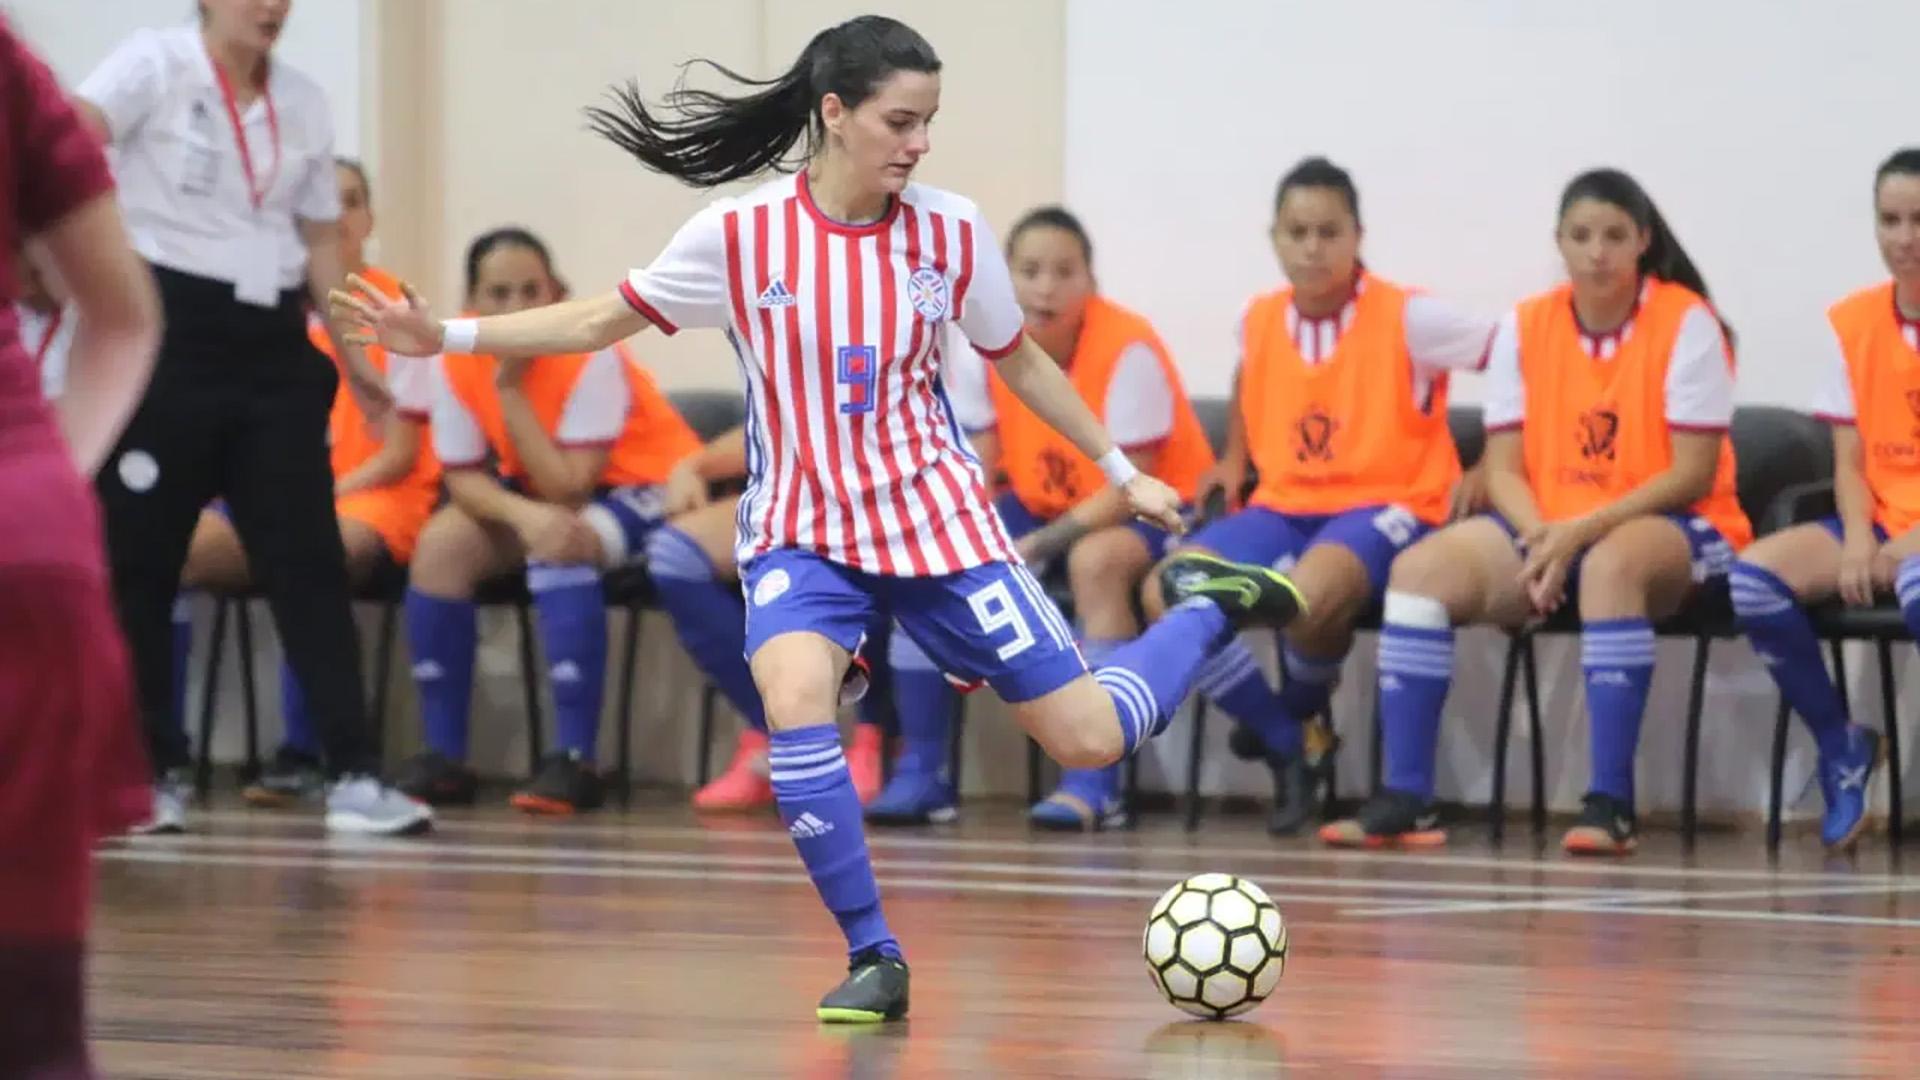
[406, 588, 477, 761]
[1278, 645, 1342, 740]
[1731, 561, 1850, 758]
[770, 724, 901, 961]
[1581, 617, 1656, 805]
[1377, 591, 1455, 799]
[1095, 597, 1230, 756]
[1897, 557, 1920, 672]
[277, 660, 320, 756]
[887, 628, 953, 779]
[529, 561, 607, 762]
[646, 528, 765, 732]
[169, 594, 193, 742]
[1194, 636, 1298, 756]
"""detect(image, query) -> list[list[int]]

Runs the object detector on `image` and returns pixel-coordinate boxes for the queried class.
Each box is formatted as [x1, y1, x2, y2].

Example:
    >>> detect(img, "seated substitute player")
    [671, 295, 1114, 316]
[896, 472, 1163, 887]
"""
[396, 226, 700, 815]
[651, 425, 891, 811]
[170, 158, 439, 810]
[336, 15, 1304, 1023]
[1321, 168, 1752, 856]
[865, 205, 1215, 829]
[1725, 147, 1920, 850]
[1137, 157, 1496, 835]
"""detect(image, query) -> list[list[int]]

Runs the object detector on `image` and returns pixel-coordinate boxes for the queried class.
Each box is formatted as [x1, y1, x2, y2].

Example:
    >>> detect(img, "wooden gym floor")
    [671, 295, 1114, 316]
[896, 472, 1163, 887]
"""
[90, 798, 1920, 1078]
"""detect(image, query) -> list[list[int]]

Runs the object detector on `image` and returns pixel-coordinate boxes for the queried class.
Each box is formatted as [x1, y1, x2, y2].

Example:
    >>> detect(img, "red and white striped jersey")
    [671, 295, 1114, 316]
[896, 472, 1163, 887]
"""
[619, 171, 1026, 577]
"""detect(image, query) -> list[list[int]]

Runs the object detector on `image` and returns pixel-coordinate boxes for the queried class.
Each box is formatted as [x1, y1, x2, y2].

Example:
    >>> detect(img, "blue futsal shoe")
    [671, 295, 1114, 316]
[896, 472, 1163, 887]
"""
[864, 770, 958, 826]
[1818, 724, 1883, 850]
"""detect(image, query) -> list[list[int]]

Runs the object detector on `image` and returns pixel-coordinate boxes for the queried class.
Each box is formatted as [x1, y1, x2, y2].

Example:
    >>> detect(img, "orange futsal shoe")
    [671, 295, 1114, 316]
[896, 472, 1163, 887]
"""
[1560, 792, 1638, 856]
[692, 729, 774, 811]
[1317, 790, 1447, 849]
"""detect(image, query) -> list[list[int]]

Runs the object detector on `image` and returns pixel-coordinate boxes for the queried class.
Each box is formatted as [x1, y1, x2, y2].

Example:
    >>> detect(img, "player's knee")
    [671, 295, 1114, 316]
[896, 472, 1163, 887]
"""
[1045, 719, 1124, 770]
[1385, 535, 1453, 598]
[758, 671, 840, 732]
[1066, 531, 1146, 598]
[1577, 532, 1648, 596]
[410, 512, 486, 596]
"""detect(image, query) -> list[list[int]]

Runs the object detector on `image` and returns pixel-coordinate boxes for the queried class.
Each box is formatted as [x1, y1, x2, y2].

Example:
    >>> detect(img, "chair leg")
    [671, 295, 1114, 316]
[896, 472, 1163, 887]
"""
[1830, 639, 1851, 717]
[1368, 681, 1384, 796]
[194, 598, 231, 799]
[1490, 634, 1522, 843]
[369, 599, 400, 767]
[694, 684, 718, 787]
[1522, 635, 1546, 837]
[1026, 738, 1044, 808]
[1767, 694, 1791, 853]
[515, 601, 544, 777]
[947, 695, 966, 807]
[615, 605, 643, 809]
[236, 601, 261, 782]
[1877, 637, 1902, 845]
[1183, 697, 1208, 833]
[1321, 698, 1339, 819]
[1680, 636, 1711, 848]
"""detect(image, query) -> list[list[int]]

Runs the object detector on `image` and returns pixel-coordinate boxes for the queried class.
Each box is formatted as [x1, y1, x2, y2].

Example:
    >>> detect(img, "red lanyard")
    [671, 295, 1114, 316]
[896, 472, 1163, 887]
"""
[211, 57, 280, 211]
[29, 309, 63, 368]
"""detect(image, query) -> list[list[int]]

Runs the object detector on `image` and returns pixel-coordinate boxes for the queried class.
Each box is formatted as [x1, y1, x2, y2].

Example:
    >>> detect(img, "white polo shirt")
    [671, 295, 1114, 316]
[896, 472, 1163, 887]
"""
[77, 25, 340, 306]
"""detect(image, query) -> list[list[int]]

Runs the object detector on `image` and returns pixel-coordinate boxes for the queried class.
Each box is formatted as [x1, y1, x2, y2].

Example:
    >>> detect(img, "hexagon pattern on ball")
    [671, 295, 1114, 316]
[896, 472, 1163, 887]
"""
[1142, 873, 1289, 1021]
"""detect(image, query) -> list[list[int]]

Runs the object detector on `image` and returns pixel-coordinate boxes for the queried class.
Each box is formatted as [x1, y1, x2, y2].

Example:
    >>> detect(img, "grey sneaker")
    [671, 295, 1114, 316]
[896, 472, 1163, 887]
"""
[129, 768, 191, 836]
[325, 774, 434, 836]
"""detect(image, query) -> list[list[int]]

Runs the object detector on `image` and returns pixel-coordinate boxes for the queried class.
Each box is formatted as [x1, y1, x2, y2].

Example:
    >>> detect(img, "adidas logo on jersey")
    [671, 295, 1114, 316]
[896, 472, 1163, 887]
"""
[788, 812, 835, 839]
[756, 278, 796, 308]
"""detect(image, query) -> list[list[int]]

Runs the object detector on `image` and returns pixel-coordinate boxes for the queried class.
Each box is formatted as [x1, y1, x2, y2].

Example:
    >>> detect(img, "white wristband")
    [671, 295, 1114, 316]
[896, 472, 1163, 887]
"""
[441, 318, 479, 354]
[1097, 447, 1139, 487]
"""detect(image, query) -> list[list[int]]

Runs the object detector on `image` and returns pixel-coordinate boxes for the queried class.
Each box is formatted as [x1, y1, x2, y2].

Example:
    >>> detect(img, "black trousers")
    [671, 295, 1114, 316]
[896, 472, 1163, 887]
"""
[95, 265, 375, 778]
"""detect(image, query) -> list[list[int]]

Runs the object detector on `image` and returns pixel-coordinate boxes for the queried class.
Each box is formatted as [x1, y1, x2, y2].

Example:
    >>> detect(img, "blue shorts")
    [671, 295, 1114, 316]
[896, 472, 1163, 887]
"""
[993, 492, 1177, 566]
[741, 548, 1088, 703]
[1815, 516, 1890, 544]
[1484, 510, 1736, 583]
[1184, 504, 1430, 593]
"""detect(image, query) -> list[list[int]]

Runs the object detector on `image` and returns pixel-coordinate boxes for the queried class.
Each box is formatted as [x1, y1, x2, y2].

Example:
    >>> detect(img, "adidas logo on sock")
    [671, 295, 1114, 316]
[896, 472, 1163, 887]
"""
[788, 811, 835, 839]
[756, 278, 796, 308]
[1588, 670, 1631, 687]
[411, 660, 444, 681]
[1378, 674, 1403, 692]
[550, 660, 583, 683]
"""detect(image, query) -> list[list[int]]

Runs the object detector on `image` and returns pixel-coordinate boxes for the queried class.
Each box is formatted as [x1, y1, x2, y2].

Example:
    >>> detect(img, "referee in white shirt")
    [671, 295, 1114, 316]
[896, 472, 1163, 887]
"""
[76, 0, 429, 835]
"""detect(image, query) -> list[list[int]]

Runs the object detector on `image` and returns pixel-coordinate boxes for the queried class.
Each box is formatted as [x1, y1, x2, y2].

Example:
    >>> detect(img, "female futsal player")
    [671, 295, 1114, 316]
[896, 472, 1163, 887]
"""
[1138, 157, 1495, 836]
[1725, 147, 1920, 850]
[335, 15, 1302, 1022]
[866, 205, 1215, 829]
[176, 158, 439, 808]
[398, 227, 700, 814]
[1321, 168, 1752, 856]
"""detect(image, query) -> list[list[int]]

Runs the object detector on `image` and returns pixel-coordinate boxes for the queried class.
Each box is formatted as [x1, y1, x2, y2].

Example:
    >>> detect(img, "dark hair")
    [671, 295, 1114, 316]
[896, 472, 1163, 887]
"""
[1557, 168, 1728, 334]
[1273, 156, 1360, 228]
[585, 16, 940, 188]
[464, 227, 557, 296]
[1007, 206, 1093, 266]
[334, 156, 369, 200]
[1876, 148, 1920, 195]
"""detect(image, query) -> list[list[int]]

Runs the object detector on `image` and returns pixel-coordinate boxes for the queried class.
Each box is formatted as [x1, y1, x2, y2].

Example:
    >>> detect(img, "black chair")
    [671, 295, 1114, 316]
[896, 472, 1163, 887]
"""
[1760, 481, 1907, 850]
[192, 561, 411, 797]
[1488, 406, 1835, 844]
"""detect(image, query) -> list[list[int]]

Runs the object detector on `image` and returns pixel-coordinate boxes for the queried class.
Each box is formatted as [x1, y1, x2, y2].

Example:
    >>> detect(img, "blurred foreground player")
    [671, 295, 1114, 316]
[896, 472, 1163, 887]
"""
[0, 19, 162, 1079]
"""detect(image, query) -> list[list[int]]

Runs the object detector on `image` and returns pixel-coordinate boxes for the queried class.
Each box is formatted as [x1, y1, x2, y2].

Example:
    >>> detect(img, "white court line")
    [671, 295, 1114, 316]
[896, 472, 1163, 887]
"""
[94, 846, 1383, 906]
[127, 833, 1621, 902]
[1346, 897, 1920, 930]
[1342, 880, 1920, 919]
[194, 810, 1917, 888]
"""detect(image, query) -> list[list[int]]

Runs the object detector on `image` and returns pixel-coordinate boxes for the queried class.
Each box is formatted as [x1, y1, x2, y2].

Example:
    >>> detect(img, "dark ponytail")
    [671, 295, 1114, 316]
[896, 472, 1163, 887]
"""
[1274, 156, 1361, 228]
[464, 226, 558, 297]
[1876, 147, 1920, 195]
[1558, 168, 1730, 340]
[585, 15, 941, 188]
[1007, 206, 1093, 266]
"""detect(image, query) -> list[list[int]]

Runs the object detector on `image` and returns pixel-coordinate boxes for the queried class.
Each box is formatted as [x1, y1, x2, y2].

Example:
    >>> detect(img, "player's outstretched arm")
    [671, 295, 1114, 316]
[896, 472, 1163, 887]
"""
[331, 278, 650, 360]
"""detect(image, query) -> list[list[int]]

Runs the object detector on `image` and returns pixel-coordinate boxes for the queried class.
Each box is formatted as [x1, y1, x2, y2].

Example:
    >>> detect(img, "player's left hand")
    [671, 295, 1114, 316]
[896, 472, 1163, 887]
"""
[1518, 515, 1600, 612]
[1124, 474, 1185, 536]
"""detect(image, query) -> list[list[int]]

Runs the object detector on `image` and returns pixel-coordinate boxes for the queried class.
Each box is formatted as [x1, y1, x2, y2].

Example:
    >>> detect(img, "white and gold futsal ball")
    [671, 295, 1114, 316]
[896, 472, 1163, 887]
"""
[1142, 873, 1288, 1020]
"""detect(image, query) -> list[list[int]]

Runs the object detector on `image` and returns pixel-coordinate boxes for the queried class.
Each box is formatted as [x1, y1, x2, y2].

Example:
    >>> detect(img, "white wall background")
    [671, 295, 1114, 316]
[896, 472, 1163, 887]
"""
[1064, 0, 1916, 404]
[5, 0, 366, 155]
